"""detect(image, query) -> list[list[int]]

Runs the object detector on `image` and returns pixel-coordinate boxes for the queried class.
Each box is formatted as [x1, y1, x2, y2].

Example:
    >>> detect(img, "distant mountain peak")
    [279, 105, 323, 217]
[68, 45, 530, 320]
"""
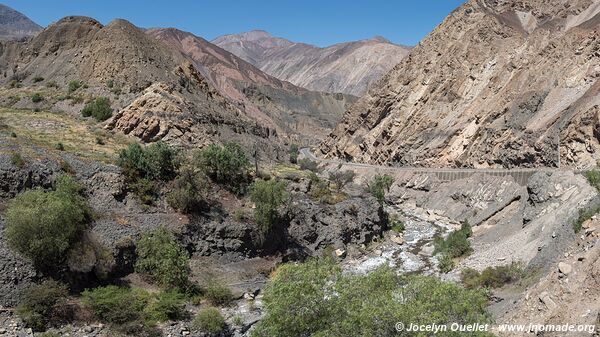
[0, 4, 42, 40]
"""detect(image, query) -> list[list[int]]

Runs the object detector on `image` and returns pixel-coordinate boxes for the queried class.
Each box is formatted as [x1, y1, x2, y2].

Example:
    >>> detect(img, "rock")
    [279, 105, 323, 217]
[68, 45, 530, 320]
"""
[539, 291, 557, 310]
[558, 262, 572, 275]
[390, 235, 405, 245]
[334, 248, 346, 258]
[373, 249, 383, 256]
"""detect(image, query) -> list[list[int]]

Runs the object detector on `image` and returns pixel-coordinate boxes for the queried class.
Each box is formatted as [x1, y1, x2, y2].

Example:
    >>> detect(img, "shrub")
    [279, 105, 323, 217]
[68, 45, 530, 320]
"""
[389, 216, 405, 233]
[146, 290, 186, 322]
[369, 174, 394, 205]
[135, 226, 190, 290]
[167, 166, 208, 213]
[252, 258, 493, 337]
[46, 80, 59, 88]
[10, 131, 17, 138]
[118, 142, 179, 203]
[433, 221, 473, 259]
[298, 158, 318, 172]
[249, 179, 287, 240]
[195, 142, 250, 192]
[81, 97, 112, 121]
[68, 80, 83, 93]
[9, 79, 22, 88]
[5, 175, 90, 271]
[17, 280, 69, 331]
[203, 282, 234, 306]
[193, 307, 225, 334]
[586, 168, 600, 191]
[438, 254, 454, 273]
[31, 93, 43, 103]
[328, 170, 355, 192]
[54, 142, 65, 151]
[10, 151, 25, 168]
[118, 142, 178, 182]
[32, 76, 44, 83]
[289, 144, 299, 164]
[461, 262, 525, 289]
[573, 203, 600, 233]
[307, 173, 332, 203]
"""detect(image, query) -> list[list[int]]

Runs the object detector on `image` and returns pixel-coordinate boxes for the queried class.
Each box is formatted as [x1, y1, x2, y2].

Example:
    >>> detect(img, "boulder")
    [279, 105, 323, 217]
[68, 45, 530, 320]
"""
[558, 262, 572, 275]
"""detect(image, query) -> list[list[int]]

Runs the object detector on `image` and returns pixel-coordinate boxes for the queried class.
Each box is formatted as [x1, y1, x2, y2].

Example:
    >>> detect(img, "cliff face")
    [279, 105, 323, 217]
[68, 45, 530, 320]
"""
[213, 30, 410, 96]
[321, 0, 600, 169]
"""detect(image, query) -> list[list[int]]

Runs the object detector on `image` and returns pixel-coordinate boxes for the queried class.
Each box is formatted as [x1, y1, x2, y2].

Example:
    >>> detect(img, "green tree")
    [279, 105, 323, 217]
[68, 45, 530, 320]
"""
[289, 144, 299, 164]
[135, 226, 190, 290]
[118, 142, 179, 203]
[249, 179, 288, 239]
[81, 97, 113, 121]
[167, 166, 208, 213]
[5, 175, 90, 271]
[369, 174, 394, 205]
[195, 142, 250, 191]
[253, 259, 493, 337]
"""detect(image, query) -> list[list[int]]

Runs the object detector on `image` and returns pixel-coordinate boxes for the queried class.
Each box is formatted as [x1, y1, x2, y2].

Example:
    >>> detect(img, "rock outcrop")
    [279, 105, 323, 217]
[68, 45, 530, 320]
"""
[213, 30, 411, 96]
[321, 0, 600, 169]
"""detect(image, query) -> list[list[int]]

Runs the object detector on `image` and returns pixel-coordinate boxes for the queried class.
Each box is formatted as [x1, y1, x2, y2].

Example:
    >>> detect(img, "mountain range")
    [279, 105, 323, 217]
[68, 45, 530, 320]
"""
[213, 30, 411, 96]
[320, 0, 600, 169]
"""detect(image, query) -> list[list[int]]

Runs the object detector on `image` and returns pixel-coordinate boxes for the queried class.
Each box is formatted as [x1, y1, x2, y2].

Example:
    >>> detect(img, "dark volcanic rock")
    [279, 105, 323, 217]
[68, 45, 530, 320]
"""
[0, 219, 36, 307]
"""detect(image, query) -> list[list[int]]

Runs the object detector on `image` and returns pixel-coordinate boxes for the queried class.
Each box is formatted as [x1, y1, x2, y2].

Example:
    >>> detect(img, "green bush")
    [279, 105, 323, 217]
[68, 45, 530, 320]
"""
[252, 258, 493, 337]
[193, 307, 225, 334]
[46, 81, 59, 89]
[10, 151, 25, 168]
[461, 262, 524, 289]
[82, 286, 181, 335]
[434, 221, 473, 259]
[81, 97, 112, 121]
[118, 142, 179, 182]
[17, 280, 69, 331]
[573, 203, 600, 233]
[54, 142, 65, 151]
[389, 215, 405, 233]
[135, 226, 190, 290]
[249, 179, 287, 240]
[31, 93, 43, 103]
[289, 144, 299, 164]
[5, 175, 90, 271]
[438, 254, 455, 273]
[298, 158, 318, 172]
[586, 168, 600, 191]
[369, 174, 394, 205]
[118, 142, 179, 203]
[32, 76, 44, 83]
[68, 80, 83, 93]
[167, 166, 208, 213]
[307, 172, 339, 204]
[195, 142, 250, 192]
[203, 282, 234, 306]
[146, 290, 186, 322]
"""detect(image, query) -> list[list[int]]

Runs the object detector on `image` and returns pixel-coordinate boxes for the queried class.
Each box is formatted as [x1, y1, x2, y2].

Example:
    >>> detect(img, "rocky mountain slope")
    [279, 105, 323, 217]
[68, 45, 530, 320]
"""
[321, 0, 600, 169]
[147, 28, 356, 142]
[0, 16, 278, 150]
[213, 30, 411, 96]
[0, 4, 41, 40]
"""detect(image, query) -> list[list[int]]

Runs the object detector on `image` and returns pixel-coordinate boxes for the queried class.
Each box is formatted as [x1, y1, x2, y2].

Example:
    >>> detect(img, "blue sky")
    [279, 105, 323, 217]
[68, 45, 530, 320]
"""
[3, 0, 465, 47]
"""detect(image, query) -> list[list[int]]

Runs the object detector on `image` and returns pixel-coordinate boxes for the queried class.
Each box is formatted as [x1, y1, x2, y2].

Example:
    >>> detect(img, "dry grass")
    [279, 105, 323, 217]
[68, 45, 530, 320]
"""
[0, 107, 130, 162]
